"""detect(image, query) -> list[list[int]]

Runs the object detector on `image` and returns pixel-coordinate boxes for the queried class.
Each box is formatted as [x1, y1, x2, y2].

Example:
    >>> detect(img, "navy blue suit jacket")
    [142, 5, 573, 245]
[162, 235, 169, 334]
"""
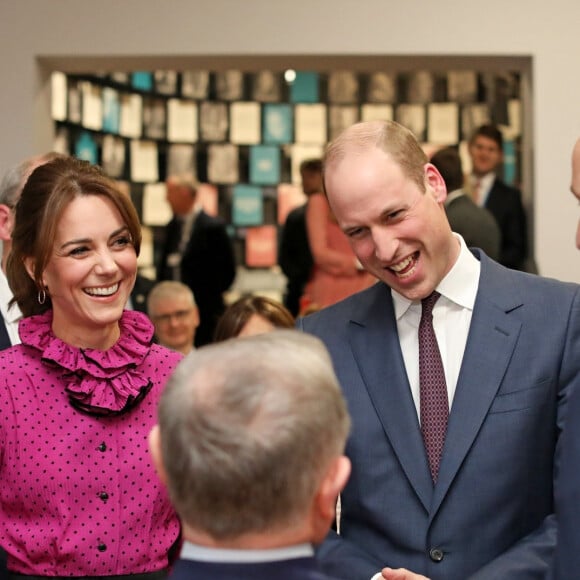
[299, 250, 580, 580]
[485, 178, 528, 271]
[554, 365, 580, 578]
[157, 210, 236, 346]
[169, 556, 342, 580]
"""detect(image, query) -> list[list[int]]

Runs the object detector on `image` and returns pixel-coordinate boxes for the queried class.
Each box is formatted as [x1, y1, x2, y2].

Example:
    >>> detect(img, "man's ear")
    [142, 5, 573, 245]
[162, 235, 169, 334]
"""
[0, 204, 14, 242]
[310, 455, 351, 543]
[148, 424, 168, 485]
[424, 163, 447, 204]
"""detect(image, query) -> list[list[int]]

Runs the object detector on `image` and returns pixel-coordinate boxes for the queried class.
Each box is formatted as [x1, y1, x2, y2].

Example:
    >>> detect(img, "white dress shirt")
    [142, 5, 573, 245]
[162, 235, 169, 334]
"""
[0, 266, 22, 346]
[180, 540, 314, 563]
[391, 235, 481, 416]
[470, 172, 495, 207]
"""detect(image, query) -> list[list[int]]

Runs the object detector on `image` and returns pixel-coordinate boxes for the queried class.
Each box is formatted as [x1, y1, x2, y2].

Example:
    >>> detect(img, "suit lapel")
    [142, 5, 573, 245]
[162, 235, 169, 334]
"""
[431, 254, 523, 516]
[348, 284, 433, 511]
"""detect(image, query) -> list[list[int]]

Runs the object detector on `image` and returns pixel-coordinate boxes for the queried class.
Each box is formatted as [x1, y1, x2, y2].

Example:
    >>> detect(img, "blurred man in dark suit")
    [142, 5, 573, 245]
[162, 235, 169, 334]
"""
[431, 146, 500, 261]
[467, 124, 528, 270]
[157, 174, 235, 347]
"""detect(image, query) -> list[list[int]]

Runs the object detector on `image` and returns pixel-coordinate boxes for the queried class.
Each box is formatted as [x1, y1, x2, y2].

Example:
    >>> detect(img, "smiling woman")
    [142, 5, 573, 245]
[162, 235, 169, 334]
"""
[0, 157, 182, 579]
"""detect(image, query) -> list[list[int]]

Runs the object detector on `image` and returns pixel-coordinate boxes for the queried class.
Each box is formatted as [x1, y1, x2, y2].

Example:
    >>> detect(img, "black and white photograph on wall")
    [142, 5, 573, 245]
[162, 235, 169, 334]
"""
[200, 102, 229, 142]
[51, 72, 67, 122]
[142, 98, 167, 140]
[395, 104, 426, 141]
[101, 134, 126, 179]
[405, 70, 435, 104]
[154, 70, 178, 95]
[461, 103, 490, 140]
[52, 126, 70, 156]
[482, 72, 519, 126]
[208, 143, 239, 184]
[252, 71, 282, 102]
[109, 72, 129, 85]
[328, 71, 359, 104]
[447, 71, 478, 104]
[366, 72, 397, 103]
[167, 144, 196, 178]
[181, 71, 210, 99]
[215, 70, 244, 101]
[68, 81, 82, 124]
[329, 105, 359, 141]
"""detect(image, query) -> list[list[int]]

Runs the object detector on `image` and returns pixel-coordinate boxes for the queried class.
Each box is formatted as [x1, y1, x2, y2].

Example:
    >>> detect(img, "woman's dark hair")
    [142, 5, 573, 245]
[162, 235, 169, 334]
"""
[7, 156, 142, 317]
[213, 295, 295, 342]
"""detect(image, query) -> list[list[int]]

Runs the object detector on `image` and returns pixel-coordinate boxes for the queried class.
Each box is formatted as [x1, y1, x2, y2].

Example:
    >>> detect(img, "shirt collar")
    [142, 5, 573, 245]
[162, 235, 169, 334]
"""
[180, 541, 314, 563]
[444, 188, 466, 205]
[0, 267, 21, 324]
[471, 172, 495, 190]
[392, 234, 480, 320]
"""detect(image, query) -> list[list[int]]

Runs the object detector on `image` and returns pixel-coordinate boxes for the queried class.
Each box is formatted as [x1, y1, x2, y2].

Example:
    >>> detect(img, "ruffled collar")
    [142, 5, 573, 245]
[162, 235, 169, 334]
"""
[20, 309, 155, 416]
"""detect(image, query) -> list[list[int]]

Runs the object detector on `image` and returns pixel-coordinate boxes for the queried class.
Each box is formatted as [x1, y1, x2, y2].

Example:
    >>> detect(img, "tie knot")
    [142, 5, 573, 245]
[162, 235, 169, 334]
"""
[421, 291, 440, 315]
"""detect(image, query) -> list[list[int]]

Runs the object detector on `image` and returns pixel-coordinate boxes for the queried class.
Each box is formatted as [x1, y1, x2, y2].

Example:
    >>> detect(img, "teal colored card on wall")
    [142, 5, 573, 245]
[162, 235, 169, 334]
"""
[132, 72, 153, 92]
[102, 87, 120, 133]
[74, 131, 98, 164]
[503, 139, 517, 185]
[250, 145, 281, 185]
[263, 104, 293, 144]
[290, 71, 319, 103]
[233, 184, 264, 226]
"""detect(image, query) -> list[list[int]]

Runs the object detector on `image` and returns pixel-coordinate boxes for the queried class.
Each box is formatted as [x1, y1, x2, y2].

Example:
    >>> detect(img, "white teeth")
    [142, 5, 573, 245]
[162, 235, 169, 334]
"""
[390, 256, 414, 272]
[85, 283, 119, 297]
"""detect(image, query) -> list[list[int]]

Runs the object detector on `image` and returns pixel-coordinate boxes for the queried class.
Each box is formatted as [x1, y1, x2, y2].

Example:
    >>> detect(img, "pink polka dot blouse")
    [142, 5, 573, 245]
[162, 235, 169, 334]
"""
[0, 309, 182, 576]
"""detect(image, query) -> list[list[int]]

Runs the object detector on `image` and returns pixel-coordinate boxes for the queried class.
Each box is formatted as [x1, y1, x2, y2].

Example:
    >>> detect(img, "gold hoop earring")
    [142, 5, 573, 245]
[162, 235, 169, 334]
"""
[38, 288, 46, 305]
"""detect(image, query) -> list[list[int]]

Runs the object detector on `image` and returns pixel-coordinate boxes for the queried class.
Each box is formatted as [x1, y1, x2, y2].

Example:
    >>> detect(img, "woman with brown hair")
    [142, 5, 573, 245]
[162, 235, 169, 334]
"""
[213, 294, 294, 341]
[0, 156, 181, 579]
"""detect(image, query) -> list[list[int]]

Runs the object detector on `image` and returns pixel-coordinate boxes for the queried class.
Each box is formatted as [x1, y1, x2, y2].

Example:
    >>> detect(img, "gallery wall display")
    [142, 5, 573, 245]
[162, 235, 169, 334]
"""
[50, 68, 523, 279]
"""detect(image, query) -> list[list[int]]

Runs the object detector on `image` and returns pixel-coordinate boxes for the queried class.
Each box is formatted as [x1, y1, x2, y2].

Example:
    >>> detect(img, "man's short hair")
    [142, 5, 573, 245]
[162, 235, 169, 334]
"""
[300, 158, 323, 174]
[470, 124, 504, 150]
[323, 120, 428, 193]
[166, 173, 198, 194]
[147, 280, 196, 315]
[430, 146, 464, 192]
[157, 329, 351, 540]
[0, 152, 63, 208]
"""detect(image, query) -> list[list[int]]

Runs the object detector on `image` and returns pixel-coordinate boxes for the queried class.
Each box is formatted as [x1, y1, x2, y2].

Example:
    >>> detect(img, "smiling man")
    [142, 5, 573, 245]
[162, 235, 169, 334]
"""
[298, 120, 580, 580]
[147, 280, 199, 355]
[467, 124, 528, 270]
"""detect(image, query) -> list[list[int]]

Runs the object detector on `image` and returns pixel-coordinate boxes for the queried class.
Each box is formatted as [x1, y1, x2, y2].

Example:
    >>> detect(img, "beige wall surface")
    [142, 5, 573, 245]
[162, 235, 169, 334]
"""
[1, 0, 579, 282]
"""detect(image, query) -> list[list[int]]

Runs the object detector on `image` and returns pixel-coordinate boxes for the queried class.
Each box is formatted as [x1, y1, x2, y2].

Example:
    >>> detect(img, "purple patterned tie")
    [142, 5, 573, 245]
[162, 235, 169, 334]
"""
[419, 291, 448, 483]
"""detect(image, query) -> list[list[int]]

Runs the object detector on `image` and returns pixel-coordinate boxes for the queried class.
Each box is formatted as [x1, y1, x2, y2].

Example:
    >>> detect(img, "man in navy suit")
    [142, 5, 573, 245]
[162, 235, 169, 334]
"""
[299, 120, 580, 580]
[552, 137, 580, 579]
[148, 330, 352, 580]
[467, 124, 528, 271]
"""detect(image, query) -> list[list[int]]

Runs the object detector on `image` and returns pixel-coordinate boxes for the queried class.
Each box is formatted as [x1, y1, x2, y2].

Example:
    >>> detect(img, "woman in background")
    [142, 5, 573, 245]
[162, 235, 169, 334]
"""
[0, 157, 181, 578]
[300, 159, 375, 312]
[213, 294, 294, 341]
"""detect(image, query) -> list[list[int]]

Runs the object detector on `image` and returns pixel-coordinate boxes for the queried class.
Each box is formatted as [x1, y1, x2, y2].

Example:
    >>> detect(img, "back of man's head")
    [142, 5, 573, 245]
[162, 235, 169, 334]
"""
[430, 146, 464, 193]
[151, 329, 351, 545]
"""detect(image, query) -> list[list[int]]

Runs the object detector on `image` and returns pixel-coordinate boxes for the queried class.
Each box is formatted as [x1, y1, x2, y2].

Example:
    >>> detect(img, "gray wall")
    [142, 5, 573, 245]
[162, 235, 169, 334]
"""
[1, 0, 579, 282]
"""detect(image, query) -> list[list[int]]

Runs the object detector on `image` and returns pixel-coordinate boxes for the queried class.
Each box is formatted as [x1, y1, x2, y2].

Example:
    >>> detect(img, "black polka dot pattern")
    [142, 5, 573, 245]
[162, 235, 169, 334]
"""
[0, 310, 182, 575]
